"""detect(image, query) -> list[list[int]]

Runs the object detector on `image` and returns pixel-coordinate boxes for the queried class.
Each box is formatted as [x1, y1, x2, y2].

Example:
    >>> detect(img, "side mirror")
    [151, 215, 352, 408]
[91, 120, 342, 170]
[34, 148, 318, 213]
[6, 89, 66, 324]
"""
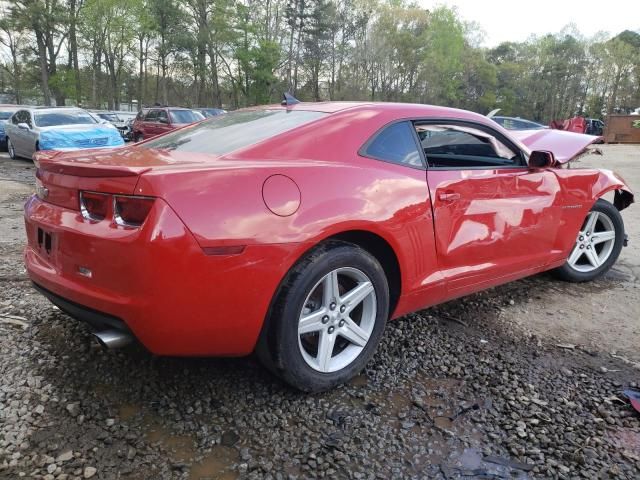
[158, 118, 168, 124]
[17, 122, 30, 131]
[529, 150, 556, 169]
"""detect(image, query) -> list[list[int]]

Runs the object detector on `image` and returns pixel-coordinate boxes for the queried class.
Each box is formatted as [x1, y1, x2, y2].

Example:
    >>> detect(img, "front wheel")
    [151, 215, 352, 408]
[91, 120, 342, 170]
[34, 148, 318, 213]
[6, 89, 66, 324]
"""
[7, 138, 17, 159]
[553, 199, 625, 282]
[257, 241, 389, 392]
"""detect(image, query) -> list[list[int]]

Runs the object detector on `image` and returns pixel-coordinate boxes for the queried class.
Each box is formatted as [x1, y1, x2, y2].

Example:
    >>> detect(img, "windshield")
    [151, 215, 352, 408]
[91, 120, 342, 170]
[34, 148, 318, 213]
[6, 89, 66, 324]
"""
[98, 113, 120, 122]
[143, 109, 327, 155]
[34, 110, 97, 127]
[0, 111, 15, 121]
[169, 110, 202, 124]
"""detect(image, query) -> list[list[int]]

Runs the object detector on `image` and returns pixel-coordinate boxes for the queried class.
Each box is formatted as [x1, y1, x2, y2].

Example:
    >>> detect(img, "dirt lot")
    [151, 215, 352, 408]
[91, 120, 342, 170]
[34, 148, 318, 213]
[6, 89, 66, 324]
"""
[1, 146, 639, 479]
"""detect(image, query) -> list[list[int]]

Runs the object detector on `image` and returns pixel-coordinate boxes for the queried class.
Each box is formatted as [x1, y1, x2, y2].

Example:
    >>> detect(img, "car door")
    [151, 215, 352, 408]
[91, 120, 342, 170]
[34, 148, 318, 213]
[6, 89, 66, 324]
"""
[23, 111, 38, 157]
[419, 121, 564, 297]
[156, 109, 172, 136]
[143, 109, 159, 137]
[9, 110, 29, 155]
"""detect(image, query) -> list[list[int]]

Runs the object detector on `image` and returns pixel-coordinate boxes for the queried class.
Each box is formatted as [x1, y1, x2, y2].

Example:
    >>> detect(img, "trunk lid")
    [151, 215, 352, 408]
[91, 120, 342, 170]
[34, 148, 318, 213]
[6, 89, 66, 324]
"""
[510, 129, 601, 164]
[34, 146, 213, 210]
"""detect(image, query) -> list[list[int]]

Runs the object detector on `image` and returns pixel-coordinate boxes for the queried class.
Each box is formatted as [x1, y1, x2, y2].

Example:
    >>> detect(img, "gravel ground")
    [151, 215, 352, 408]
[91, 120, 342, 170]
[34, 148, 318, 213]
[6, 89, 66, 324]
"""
[1, 147, 640, 479]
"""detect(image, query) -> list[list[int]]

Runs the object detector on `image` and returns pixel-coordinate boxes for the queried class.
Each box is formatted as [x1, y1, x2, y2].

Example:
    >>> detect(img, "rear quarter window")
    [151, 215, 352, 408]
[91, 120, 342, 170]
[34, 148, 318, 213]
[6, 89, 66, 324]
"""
[141, 110, 327, 155]
[361, 121, 423, 168]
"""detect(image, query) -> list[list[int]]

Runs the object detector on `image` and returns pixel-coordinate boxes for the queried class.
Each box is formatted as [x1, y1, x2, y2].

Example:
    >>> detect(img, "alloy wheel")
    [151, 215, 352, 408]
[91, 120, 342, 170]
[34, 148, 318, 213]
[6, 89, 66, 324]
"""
[567, 210, 616, 273]
[298, 267, 377, 373]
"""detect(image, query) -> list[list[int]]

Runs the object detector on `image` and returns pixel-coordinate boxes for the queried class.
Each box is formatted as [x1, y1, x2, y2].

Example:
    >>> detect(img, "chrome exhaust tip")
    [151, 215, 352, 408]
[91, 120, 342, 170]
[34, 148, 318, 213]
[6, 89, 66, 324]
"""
[93, 330, 132, 349]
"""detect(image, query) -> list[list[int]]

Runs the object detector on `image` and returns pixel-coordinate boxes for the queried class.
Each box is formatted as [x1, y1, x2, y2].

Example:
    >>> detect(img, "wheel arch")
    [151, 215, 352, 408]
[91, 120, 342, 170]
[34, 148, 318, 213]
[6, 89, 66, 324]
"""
[325, 230, 402, 318]
[256, 228, 403, 359]
[591, 170, 634, 211]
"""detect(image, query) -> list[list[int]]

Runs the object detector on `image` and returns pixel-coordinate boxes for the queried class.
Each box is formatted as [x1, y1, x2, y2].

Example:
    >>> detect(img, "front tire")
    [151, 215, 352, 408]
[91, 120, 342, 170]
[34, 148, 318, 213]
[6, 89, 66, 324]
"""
[258, 241, 389, 392]
[553, 199, 624, 282]
[7, 138, 17, 159]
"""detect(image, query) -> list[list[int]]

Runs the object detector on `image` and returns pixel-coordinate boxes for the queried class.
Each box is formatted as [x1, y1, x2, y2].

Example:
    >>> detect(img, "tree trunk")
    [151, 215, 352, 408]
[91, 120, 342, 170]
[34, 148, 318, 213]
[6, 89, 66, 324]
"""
[35, 32, 52, 106]
[69, 0, 82, 105]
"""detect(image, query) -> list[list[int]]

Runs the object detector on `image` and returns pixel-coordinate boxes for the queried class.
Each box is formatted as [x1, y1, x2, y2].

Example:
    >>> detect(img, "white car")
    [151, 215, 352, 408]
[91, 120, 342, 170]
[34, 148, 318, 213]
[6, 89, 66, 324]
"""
[5, 107, 124, 160]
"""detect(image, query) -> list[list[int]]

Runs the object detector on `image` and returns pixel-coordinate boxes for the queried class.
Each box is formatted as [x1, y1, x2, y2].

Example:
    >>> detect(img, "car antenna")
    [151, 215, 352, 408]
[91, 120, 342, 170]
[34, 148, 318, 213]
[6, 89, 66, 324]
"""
[281, 92, 300, 107]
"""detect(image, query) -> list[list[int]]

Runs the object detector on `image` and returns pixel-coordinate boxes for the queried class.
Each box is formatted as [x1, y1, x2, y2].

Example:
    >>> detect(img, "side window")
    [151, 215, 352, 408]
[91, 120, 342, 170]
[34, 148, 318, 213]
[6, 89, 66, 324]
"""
[13, 111, 24, 125]
[157, 110, 168, 123]
[362, 121, 423, 168]
[25, 112, 33, 128]
[415, 123, 521, 168]
[145, 110, 159, 121]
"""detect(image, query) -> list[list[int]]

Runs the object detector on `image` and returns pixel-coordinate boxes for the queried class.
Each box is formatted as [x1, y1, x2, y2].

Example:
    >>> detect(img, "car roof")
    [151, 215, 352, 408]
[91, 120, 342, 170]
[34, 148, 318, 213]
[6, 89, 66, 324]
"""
[32, 107, 85, 112]
[244, 101, 493, 124]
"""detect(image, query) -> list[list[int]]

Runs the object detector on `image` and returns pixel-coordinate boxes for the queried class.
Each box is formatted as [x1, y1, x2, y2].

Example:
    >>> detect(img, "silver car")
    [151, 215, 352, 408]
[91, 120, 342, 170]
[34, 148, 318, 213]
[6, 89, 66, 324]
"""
[5, 107, 125, 160]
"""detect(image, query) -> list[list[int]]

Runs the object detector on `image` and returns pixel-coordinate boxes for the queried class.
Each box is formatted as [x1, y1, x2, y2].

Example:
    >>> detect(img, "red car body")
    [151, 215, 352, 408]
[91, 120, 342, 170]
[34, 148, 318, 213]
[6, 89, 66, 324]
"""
[24, 102, 633, 358]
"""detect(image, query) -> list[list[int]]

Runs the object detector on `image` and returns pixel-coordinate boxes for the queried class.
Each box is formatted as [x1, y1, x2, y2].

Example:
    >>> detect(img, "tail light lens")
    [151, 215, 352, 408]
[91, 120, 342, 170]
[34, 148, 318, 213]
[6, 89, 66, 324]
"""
[80, 191, 109, 221]
[113, 195, 155, 227]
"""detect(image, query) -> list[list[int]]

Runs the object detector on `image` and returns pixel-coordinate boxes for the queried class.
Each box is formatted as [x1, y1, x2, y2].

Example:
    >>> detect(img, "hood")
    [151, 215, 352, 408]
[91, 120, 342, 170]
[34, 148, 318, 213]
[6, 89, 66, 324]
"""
[39, 123, 116, 133]
[510, 129, 601, 164]
[38, 124, 124, 150]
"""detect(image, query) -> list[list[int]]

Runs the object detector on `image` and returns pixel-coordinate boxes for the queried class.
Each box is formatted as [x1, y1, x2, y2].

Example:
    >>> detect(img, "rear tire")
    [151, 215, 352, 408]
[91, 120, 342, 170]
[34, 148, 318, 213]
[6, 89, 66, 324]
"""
[257, 241, 389, 392]
[553, 199, 624, 282]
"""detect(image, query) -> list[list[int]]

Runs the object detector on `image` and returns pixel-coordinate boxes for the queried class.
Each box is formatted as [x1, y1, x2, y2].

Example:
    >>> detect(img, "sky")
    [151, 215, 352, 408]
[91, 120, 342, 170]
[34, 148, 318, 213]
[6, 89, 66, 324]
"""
[419, 0, 639, 47]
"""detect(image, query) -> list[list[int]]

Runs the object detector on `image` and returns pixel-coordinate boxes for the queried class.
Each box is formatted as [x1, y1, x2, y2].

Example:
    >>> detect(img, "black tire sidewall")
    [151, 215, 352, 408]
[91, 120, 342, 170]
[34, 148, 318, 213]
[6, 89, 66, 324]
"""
[268, 242, 389, 392]
[7, 139, 16, 159]
[556, 199, 624, 282]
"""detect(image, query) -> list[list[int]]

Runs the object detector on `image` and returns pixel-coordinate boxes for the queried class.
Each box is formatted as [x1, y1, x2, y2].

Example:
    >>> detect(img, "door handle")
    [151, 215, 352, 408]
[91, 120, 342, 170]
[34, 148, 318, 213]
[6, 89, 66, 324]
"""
[438, 191, 460, 202]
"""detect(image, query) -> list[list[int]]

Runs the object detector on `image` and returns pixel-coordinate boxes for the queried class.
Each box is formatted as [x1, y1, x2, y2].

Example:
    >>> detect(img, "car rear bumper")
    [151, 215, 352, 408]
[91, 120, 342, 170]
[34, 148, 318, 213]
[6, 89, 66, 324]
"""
[24, 194, 304, 356]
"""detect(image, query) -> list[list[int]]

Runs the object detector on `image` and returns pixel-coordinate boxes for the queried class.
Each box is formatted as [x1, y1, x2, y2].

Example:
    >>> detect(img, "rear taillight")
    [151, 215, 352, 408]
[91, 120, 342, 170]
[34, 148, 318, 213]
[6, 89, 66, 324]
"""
[79, 191, 155, 227]
[80, 191, 109, 221]
[113, 195, 155, 227]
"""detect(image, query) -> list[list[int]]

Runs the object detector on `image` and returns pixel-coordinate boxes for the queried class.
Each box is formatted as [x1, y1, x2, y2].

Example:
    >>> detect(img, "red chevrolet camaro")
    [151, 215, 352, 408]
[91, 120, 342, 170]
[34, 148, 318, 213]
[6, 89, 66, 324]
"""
[24, 101, 634, 391]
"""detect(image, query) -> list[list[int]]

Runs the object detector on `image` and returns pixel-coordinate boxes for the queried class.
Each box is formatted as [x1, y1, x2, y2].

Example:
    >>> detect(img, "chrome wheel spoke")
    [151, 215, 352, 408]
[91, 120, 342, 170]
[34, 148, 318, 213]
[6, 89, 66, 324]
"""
[591, 230, 615, 244]
[316, 330, 336, 371]
[322, 270, 340, 307]
[584, 248, 601, 268]
[567, 245, 584, 266]
[583, 211, 599, 235]
[338, 317, 370, 347]
[340, 281, 374, 314]
[299, 308, 327, 335]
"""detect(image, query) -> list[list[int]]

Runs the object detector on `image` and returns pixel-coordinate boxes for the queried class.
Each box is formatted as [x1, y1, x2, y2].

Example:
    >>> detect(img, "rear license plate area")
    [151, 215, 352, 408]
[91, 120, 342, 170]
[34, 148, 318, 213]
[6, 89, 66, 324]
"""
[37, 227, 54, 256]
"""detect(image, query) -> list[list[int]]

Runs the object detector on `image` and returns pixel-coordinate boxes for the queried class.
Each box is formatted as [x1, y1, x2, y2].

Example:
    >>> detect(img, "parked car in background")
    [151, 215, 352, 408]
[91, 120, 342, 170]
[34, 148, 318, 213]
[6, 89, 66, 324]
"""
[195, 107, 227, 118]
[4, 107, 124, 160]
[131, 107, 204, 142]
[90, 110, 138, 141]
[0, 105, 22, 151]
[24, 100, 634, 391]
[585, 118, 605, 136]
[492, 116, 547, 130]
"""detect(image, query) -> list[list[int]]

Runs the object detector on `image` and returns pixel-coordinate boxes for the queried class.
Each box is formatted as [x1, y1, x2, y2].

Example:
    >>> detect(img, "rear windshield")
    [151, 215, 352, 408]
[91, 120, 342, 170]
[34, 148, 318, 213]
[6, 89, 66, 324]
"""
[34, 111, 97, 127]
[142, 110, 327, 155]
[169, 110, 202, 124]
